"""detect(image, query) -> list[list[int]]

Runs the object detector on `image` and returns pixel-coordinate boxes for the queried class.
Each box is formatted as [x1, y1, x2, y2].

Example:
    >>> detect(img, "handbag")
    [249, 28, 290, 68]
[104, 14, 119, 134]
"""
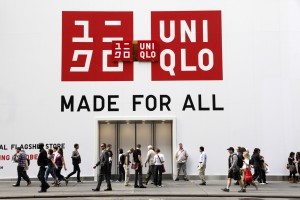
[244, 167, 253, 182]
[157, 154, 166, 173]
[131, 163, 138, 170]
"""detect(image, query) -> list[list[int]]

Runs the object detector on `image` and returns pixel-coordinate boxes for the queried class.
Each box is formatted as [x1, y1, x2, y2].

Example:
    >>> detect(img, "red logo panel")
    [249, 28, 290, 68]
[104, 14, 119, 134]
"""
[137, 40, 159, 61]
[62, 11, 133, 81]
[151, 11, 223, 81]
[112, 41, 133, 62]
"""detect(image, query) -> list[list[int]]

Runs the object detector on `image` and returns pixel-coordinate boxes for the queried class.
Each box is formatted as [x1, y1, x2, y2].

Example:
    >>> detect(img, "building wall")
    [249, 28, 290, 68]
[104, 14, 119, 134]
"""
[0, 0, 300, 179]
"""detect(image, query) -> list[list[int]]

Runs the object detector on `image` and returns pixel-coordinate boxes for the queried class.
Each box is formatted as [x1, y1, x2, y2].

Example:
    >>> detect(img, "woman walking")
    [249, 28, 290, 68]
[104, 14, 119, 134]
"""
[288, 152, 297, 183]
[241, 151, 258, 190]
[55, 148, 68, 185]
[45, 149, 59, 186]
[153, 148, 165, 187]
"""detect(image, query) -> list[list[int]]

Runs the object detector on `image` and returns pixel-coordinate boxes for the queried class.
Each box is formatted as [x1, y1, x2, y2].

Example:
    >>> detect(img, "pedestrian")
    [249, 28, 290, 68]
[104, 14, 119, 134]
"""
[55, 148, 68, 185]
[66, 143, 81, 183]
[45, 149, 59, 186]
[37, 143, 50, 193]
[133, 144, 146, 188]
[53, 146, 58, 161]
[296, 152, 300, 177]
[106, 144, 113, 182]
[123, 147, 134, 186]
[221, 147, 246, 193]
[198, 146, 207, 185]
[153, 148, 165, 187]
[259, 155, 268, 184]
[288, 152, 297, 183]
[12, 147, 31, 187]
[241, 151, 258, 190]
[144, 145, 155, 185]
[175, 143, 188, 181]
[117, 148, 125, 182]
[92, 143, 112, 191]
[251, 148, 262, 183]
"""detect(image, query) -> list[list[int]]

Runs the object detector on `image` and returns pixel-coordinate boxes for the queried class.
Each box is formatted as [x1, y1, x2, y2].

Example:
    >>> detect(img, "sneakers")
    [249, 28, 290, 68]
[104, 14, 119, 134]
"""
[221, 188, 230, 192]
[238, 189, 246, 193]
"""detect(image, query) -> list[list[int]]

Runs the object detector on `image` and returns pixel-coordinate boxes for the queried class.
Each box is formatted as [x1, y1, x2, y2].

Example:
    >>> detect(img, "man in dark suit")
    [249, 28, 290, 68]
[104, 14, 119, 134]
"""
[92, 143, 112, 191]
[37, 143, 50, 193]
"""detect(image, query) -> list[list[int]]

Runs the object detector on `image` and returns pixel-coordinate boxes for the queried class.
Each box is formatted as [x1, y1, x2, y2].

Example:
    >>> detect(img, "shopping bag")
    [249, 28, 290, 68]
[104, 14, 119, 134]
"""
[244, 168, 253, 182]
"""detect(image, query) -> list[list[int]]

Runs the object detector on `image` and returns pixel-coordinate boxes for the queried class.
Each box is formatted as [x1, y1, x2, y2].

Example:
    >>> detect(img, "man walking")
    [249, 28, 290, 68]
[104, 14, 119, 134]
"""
[221, 147, 246, 193]
[123, 148, 134, 186]
[198, 146, 207, 185]
[133, 144, 146, 188]
[106, 144, 113, 182]
[12, 147, 31, 187]
[92, 143, 112, 191]
[66, 143, 81, 183]
[175, 143, 188, 181]
[144, 145, 155, 185]
[37, 143, 50, 193]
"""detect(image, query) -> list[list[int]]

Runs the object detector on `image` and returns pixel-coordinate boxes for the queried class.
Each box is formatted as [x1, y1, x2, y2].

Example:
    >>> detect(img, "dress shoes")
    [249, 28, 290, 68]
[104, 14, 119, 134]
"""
[104, 188, 112, 191]
[12, 184, 20, 187]
[92, 188, 99, 191]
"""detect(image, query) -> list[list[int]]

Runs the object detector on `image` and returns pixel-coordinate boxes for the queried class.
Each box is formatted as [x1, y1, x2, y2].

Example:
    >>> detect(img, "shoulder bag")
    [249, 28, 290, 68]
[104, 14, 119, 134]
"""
[157, 154, 166, 173]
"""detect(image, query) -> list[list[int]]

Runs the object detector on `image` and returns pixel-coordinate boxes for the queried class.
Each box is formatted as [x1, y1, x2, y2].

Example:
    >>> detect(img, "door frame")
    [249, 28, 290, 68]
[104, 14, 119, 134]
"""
[94, 116, 177, 181]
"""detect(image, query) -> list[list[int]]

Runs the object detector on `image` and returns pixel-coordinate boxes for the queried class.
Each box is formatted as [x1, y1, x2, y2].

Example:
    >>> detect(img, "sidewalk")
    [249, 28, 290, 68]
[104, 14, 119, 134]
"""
[0, 180, 300, 199]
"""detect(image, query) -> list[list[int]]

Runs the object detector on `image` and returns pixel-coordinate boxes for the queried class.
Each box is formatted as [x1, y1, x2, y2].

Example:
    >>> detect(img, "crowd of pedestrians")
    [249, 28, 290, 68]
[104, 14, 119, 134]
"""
[11, 142, 299, 193]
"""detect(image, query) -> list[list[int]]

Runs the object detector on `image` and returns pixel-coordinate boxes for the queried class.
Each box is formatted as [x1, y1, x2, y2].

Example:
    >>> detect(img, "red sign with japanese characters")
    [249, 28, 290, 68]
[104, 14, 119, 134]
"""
[62, 11, 133, 81]
[112, 41, 133, 61]
[151, 11, 223, 81]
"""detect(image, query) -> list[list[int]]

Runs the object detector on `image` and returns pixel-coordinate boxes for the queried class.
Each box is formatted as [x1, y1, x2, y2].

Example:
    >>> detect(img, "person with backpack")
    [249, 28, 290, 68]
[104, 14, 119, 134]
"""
[117, 148, 125, 182]
[221, 147, 246, 193]
[66, 143, 82, 183]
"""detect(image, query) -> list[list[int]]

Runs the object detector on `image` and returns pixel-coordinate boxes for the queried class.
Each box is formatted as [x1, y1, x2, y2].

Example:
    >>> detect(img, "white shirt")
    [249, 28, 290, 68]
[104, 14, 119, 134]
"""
[153, 153, 165, 165]
[199, 151, 207, 164]
[176, 149, 188, 163]
[242, 158, 249, 169]
[145, 149, 156, 165]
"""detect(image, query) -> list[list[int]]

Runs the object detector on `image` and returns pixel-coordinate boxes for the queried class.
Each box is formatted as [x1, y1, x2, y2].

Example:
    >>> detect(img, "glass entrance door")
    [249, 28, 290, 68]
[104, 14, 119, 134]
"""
[98, 120, 173, 176]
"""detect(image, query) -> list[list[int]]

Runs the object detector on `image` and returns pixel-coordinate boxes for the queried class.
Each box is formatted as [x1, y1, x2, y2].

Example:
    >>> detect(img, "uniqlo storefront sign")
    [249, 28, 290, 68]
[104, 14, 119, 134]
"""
[62, 11, 222, 81]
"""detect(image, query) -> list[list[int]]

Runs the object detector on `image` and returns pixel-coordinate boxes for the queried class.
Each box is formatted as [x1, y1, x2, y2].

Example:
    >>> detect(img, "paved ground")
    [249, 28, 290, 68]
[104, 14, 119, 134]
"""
[0, 180, 300, 199]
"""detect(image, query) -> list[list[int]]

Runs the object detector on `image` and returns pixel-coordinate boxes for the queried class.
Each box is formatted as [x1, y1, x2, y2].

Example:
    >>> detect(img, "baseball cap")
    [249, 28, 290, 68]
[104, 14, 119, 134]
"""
[227, 147, 234, 151]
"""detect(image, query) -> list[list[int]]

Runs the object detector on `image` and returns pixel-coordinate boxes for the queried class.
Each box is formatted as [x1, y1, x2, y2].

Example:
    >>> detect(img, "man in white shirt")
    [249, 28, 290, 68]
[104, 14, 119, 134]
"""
[144, 145, 156, 185]
[198, 146, 207, 185]
[175, 143, 188, 181]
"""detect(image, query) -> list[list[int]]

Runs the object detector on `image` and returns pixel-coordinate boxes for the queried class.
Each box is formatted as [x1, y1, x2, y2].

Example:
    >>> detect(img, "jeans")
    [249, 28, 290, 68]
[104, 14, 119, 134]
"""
[45, 166, 57, 182]
[153, 165, 163, 186]
[56, 166, 66, 181]
[16, 166, 30, 184]
[66, 163, 81, 181]
[134, 163, 143, 186]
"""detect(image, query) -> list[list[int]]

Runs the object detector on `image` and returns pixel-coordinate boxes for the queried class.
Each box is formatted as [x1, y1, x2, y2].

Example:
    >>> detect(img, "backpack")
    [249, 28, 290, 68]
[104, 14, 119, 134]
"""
[237, 155, 243, 168]
[120, 154, 125, 165]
